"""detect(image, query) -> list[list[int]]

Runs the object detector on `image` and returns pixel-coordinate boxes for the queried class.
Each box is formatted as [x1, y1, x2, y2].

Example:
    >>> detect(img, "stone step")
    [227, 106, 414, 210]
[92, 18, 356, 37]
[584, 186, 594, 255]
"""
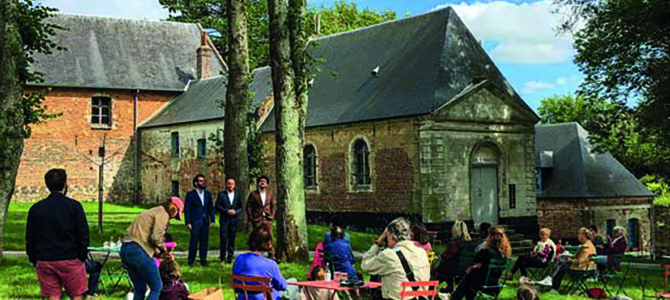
[513, 246, 534, 255]
[508, 233, 525, 241]
[510, 239, 533, 247]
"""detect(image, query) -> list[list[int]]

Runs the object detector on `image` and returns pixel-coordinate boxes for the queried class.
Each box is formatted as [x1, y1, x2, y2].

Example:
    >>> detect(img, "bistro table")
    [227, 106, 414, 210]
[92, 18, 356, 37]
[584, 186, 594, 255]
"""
[88, 246, 132, 296]
[289, 280, 382, 300]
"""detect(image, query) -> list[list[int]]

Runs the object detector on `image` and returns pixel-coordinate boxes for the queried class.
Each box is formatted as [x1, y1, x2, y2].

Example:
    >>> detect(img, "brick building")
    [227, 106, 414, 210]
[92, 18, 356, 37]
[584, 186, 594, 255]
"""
[536, 123, 654, 252]
[15, 14, 226, 202]
[137, 7, 541, 235]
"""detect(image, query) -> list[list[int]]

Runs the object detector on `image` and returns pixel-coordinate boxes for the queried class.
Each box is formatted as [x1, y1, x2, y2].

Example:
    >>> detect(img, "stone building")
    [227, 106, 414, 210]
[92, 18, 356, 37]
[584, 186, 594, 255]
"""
[137, 7, 541, 235]
[15, 14, 226, 202]
[536, 123, 654, 252]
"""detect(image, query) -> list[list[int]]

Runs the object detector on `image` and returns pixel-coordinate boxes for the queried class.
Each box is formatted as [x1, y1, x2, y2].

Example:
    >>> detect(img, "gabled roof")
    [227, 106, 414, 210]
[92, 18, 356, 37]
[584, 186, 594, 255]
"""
[260, 6, 532, 131]
[139, 67, 272, 128]
[535, 122, 653, 199]
[29, 13, 226, 91]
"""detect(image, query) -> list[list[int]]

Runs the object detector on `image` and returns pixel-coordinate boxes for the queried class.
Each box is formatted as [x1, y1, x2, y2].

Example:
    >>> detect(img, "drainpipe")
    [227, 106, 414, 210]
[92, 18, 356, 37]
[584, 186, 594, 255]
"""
[134, 89, 139, 204]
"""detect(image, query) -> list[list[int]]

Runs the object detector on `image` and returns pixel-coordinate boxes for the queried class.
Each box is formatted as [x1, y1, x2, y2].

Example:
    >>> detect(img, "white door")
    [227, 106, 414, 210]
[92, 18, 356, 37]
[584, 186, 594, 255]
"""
[471, 166, 498, 225]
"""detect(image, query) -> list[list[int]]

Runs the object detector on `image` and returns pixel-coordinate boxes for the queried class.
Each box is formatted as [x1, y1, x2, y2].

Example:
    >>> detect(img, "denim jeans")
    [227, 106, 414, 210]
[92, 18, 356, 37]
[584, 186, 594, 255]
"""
[120, 242, 162, 300]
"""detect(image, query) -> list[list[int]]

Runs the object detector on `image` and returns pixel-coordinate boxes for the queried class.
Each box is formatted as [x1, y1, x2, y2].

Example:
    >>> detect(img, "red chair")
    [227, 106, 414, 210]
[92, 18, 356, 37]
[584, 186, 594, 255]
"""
[399, 281, 439, 300]
[231, 274, 273, 300]
[658, 265, 670, 299]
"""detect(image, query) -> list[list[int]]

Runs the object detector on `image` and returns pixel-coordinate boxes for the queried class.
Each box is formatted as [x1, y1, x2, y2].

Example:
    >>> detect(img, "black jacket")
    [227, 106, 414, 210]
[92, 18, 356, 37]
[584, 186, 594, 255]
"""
[26, 192, 90, 265]
[215, 189, 243, 221]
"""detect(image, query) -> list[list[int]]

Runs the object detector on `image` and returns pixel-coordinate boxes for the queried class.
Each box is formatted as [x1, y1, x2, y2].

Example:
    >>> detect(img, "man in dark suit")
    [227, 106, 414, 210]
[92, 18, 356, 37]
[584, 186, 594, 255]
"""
[184, 174, 215, 266]
[246, 175, 275, 231]
[215, 177, 242, 264]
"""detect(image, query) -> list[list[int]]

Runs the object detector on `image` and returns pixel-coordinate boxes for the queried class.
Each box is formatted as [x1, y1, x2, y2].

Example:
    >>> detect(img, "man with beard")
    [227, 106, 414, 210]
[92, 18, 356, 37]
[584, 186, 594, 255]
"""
[184, 174, 215, 266]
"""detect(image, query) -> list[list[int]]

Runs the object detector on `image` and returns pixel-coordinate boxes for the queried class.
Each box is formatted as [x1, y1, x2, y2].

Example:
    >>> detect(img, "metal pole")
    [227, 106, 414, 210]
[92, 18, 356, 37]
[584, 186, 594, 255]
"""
[98, 163, 103, 234]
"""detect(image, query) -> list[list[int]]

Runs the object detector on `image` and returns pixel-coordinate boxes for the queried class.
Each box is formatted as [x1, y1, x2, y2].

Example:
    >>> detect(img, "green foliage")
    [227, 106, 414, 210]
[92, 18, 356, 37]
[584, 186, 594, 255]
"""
[642, 175, 670, 207]
[17, 0, 64, 137]
[554, 0, 670, 150]
[159, 0, 395, 70]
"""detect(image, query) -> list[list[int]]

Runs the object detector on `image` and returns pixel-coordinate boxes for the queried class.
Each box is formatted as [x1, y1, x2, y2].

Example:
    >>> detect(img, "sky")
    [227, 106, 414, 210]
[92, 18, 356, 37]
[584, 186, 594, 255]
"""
[37, 0, 583, 112]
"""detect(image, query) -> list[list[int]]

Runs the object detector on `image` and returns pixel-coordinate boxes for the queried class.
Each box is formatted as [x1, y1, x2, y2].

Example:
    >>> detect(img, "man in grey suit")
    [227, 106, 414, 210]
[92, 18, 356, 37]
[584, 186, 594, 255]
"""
[215, 177, 243, 264]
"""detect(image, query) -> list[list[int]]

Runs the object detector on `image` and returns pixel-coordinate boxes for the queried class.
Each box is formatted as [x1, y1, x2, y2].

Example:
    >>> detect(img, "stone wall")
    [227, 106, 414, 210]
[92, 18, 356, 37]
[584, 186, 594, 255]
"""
[419, 87, 538, 230]
[654, 206, 670, 257]
[538, 197, 653, 252]
[139, 119, 225, 204]
[15, 87, 176, 202]
[260, 117, 421, 215]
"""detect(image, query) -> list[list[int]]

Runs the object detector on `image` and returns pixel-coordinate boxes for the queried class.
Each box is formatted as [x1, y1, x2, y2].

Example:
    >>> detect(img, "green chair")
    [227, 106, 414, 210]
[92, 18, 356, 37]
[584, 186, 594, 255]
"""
[474, 258, 513, 299]
[600, 254, 633, 297]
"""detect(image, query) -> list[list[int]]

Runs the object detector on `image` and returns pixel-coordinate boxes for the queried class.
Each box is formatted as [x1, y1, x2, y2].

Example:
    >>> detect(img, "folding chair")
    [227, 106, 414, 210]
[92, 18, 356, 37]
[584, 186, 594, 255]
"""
[399, 281, 439, 300]
[562, 255, 597, 295]
[474, 258, 513, 299]
[529, 259, 556, 281]
[600, 254, 633, 297]
[231, 274, 273, 300]
[656, 265, 670, 299]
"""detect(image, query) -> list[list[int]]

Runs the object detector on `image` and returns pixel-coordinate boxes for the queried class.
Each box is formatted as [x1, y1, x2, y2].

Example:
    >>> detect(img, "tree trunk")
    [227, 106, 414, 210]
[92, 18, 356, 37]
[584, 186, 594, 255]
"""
[0, 0, 26, 258]
[268, 0, 309, 263]
[225, 0, 251, 227]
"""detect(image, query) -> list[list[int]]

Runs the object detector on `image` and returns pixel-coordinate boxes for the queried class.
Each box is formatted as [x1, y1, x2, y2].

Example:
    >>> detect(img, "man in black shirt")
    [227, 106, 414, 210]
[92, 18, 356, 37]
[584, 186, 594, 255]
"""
[26, 169, 90, 300]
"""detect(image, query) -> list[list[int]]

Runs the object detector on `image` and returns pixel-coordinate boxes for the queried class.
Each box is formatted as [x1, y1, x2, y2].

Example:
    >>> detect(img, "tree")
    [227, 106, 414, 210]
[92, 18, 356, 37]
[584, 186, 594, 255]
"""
[0, 0, 61, 256]
[553, 0, 670, 147]
[266, 0, 309, 262]
[224, 0, 252, 227]
[159, 0, 396, 69]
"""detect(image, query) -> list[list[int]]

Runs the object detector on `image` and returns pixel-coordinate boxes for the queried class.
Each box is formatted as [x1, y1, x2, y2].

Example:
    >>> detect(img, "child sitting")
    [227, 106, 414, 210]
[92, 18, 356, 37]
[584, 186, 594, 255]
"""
[159, 257, 189, 300]
[155, 231, 177, 267]
[302, 266, 338, 300]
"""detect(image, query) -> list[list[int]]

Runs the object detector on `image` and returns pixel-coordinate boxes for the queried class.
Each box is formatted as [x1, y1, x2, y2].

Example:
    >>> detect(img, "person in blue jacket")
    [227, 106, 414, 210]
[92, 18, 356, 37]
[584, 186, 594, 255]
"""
[233, 225, 287, 300]
[184, 174, 215, 266]
[324, 226, 357, 282]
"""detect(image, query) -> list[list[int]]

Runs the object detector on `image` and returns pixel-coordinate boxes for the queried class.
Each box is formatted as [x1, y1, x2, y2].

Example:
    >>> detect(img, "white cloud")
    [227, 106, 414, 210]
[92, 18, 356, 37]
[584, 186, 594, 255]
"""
[523, 75, 581, 93]
[432, 1, 574, 64]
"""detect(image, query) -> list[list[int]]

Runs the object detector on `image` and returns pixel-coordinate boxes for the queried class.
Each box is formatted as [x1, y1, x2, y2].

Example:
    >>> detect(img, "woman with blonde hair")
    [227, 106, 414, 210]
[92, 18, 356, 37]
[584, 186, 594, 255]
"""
[549, 227, 596, 294]
[508, 228, 556, 280]
[434, 221, 473, 293]
[450, 226, 512, 300]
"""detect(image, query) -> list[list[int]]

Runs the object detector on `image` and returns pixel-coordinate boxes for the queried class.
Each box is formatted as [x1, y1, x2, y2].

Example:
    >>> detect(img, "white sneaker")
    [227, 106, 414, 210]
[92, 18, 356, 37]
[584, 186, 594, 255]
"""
[437, 292, 450, 300]
[537, 276, 553, 286]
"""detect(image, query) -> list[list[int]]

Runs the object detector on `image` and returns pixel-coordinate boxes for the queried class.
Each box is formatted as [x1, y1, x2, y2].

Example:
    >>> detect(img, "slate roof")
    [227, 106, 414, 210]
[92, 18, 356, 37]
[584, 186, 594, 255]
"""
[260, 6, 533, 131]
[29, 13, 226, 91]
[535, 123, 653, 199]
[139, 67, 273, 128]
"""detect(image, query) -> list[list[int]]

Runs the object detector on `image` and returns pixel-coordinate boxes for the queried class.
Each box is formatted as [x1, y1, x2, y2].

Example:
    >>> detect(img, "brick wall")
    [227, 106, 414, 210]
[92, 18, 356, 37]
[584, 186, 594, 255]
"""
[139, 120, 225, 204]
[654, 206, 670, 256]
[15, 86, 176, 202]
[260, 117, 420, 214]
[538, 197, 653, 252]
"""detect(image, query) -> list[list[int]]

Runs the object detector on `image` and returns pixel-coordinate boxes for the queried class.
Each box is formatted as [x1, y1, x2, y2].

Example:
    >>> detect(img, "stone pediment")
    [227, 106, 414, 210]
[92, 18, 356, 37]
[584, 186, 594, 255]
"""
[432, 80, 538, 124]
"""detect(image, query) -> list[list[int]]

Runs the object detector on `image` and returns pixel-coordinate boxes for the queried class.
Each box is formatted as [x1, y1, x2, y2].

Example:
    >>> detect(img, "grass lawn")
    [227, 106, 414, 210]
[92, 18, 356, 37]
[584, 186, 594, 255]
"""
[3, 202, 667, 299]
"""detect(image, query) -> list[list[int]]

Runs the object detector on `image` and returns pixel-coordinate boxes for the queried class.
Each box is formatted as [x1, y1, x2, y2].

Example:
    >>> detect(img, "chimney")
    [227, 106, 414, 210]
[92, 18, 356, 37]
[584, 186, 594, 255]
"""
[197, 31, 213, 80]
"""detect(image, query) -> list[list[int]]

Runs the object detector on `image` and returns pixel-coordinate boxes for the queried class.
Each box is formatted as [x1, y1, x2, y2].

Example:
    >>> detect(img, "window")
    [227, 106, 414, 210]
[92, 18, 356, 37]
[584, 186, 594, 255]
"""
[536, 169, 543, 191]
[171, 132, 179, 157]
[606, 219, 616, 238]
[628, 218, 640, 250]
[304, 144, 317, 189]
[91, 96, 111, 125]
[352, 139, 371, 189]
[171, 180, 180, 197]
[197, 138, 206, 159]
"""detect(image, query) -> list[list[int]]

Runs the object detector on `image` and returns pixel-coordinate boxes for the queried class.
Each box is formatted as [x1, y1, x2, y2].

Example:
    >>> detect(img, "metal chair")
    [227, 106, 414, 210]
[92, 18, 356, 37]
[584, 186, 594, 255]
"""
[474, 258, 513, 299]
[399, 281, 439, 300]
[657, 265, 670, 299]
[231, 274, 273, 300]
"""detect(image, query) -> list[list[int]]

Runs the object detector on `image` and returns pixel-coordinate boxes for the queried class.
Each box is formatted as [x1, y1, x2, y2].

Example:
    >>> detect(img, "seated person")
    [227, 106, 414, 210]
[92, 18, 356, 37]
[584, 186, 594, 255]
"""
[450, 226, 512, 300]
[474, 222, 491, 252]
[598, 226, 628, 276]
[550, 227, 596, 294]
[434, 220, 473, 293]
[589, 225, 608, 256]
[324, 216, 350, 244]
[301, 266, 338, 300]
[233, 225, 288, 300]
[324, 226, 358, 282]
[508, 228, 556, 280]
[159, 257, 189, 300]
[362, 218, 430, 300]
[411, 223, 433, 252]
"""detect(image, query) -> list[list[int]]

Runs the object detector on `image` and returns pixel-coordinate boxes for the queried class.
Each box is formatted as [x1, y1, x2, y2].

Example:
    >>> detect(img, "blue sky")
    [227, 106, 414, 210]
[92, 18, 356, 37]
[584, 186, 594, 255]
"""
[38, 0, 583, 112]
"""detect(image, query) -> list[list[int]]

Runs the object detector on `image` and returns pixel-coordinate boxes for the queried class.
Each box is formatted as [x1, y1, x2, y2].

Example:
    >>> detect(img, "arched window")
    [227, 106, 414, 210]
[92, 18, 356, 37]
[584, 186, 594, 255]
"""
[628, 218, 640, 251]
[304, 144, 317, 189]
[352, 139, 371, 189]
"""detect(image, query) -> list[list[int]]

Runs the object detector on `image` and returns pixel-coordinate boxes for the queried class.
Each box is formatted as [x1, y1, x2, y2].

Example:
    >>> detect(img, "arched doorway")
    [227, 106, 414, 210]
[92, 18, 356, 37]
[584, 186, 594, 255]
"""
[471, 142, 500, 226]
